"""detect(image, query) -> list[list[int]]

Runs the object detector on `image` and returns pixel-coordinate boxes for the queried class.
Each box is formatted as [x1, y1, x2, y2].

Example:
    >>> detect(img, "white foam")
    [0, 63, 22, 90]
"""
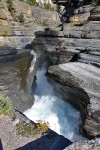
[91, 138, 100, 144]
[24, 67, 86, 142]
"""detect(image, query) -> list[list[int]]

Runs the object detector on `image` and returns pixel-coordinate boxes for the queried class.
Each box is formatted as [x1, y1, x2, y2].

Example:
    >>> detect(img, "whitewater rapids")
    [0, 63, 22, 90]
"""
[24, 66, 86, 142]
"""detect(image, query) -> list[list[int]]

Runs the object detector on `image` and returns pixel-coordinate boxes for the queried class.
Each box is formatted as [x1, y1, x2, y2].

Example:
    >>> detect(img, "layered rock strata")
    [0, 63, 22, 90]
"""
[47, 62, 100, 138]
[0, 0, 59, 110]
[32, 5, 100, 138]
[0, 47, 36, 112]
[0, 0, 59, 48]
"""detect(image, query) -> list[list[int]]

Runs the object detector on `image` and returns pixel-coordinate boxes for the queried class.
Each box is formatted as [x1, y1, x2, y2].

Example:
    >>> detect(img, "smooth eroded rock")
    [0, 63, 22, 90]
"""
[0, 47, 36, 112]
[47, 62, 100, 137]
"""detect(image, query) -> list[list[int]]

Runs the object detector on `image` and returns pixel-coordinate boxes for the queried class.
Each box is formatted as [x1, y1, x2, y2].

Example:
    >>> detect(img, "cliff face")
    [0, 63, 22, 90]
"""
[0, 47, 36, 112]
[0, 0, 59, 48]
[0, 1, 100, 149]
[32, 5, 100, 138]
[0, 0, 59, 111]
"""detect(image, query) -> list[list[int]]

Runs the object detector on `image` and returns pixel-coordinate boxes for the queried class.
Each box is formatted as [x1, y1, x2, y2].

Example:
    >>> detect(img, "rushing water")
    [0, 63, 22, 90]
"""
[24, 64, 86, 142]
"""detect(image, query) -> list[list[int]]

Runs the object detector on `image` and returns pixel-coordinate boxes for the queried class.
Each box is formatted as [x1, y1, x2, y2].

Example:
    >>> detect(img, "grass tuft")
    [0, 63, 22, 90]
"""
[0, 91, 14, 117]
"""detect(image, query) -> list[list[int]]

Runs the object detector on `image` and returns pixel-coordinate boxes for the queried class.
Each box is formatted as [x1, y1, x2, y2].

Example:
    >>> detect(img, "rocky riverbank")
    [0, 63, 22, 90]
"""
[0, 0, 100, 149]
[32, 5, 100, 139]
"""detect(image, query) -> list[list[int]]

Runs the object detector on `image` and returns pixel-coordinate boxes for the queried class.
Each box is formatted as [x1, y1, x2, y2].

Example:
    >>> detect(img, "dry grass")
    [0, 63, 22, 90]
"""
[16, 120, 49, 139]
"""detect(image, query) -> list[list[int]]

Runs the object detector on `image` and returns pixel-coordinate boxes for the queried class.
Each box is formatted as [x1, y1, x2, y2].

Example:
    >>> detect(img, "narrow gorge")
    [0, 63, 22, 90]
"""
[0, 0, 100, 150]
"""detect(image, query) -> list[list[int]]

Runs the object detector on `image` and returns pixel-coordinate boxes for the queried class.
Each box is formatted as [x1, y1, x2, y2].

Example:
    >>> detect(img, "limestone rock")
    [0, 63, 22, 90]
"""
[12, 0, 33, 23]
[64, 21, 100, 39]
[31, 6, 60, 26]
[0, 1, 12, 21]
[74, 5, 93, 22]
[0, 46, 35, 112]
[89, 6, 100, 21]
[64, 141, 100, 150]
[0, 36, 34, 49]
[0, 9, 7, 20]
[48, 51, 75, 64]
[47, 62, 100, 137]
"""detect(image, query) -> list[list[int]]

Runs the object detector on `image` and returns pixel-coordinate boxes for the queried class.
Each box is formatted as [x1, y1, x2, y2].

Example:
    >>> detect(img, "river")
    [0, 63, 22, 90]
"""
[24, 64, 86, 142]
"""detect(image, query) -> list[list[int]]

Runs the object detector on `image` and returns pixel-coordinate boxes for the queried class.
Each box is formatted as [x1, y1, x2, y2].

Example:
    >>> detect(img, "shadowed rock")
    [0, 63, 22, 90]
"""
[16, 130, 72, 150]
[0, 46, 36, 112]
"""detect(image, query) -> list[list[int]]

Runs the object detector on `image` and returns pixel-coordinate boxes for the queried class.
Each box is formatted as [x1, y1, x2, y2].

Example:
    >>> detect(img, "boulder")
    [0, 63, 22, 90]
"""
[12, 0, 33, 23]
[89, 6, 100, 21]
[48, 51, 75, 65]
[73, 5, 93, 22]
[31, 6, 60, 26]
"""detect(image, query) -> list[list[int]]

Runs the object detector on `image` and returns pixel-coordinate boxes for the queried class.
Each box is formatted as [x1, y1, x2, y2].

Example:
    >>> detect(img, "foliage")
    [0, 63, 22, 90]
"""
[36, 120, 49, 133]
[26, 0, 39, 6]
[0, 92, 14, 117]
[56, 4, 61, 13]
[18, 11, 25, 23]
[85, 0, 99, 5]
[91, 0, 99, 6]
[16, 120, 49, 139]
[25, 0, 54, 11]
[7, 0, 15, 14]
[43, 2, 55, 11]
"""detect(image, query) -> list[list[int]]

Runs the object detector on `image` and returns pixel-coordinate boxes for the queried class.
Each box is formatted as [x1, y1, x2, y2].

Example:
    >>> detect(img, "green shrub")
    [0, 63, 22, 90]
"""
[16, 120, 49, 138]
[44, 2, 55, 11]
[0, 92, 13, 117]
[26, 0, 39, 6]
[7, 0, 15, 14]
[18, 11, 25, 23]
[56, 5, 61, 13]
[25, 0, 54, 11]
[91, 0, 99, 6]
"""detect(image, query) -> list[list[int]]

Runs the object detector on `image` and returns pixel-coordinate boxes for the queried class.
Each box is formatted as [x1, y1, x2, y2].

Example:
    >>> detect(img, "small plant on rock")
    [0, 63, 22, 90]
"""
[16, 120, 49, 139]
[44, 2, 55, 11]
[0, 91, 14, 117]
[18, 11, 25, 24]
[26, 0, 39, 6]
[7, 0, 15, 14]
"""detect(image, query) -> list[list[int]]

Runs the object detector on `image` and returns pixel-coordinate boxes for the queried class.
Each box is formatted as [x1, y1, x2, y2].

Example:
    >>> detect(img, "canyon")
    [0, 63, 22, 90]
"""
[0, 0, 100, 149]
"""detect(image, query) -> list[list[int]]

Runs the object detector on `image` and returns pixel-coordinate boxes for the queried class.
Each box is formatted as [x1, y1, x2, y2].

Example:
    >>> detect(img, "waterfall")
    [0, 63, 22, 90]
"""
[24, 64, 86, 142]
